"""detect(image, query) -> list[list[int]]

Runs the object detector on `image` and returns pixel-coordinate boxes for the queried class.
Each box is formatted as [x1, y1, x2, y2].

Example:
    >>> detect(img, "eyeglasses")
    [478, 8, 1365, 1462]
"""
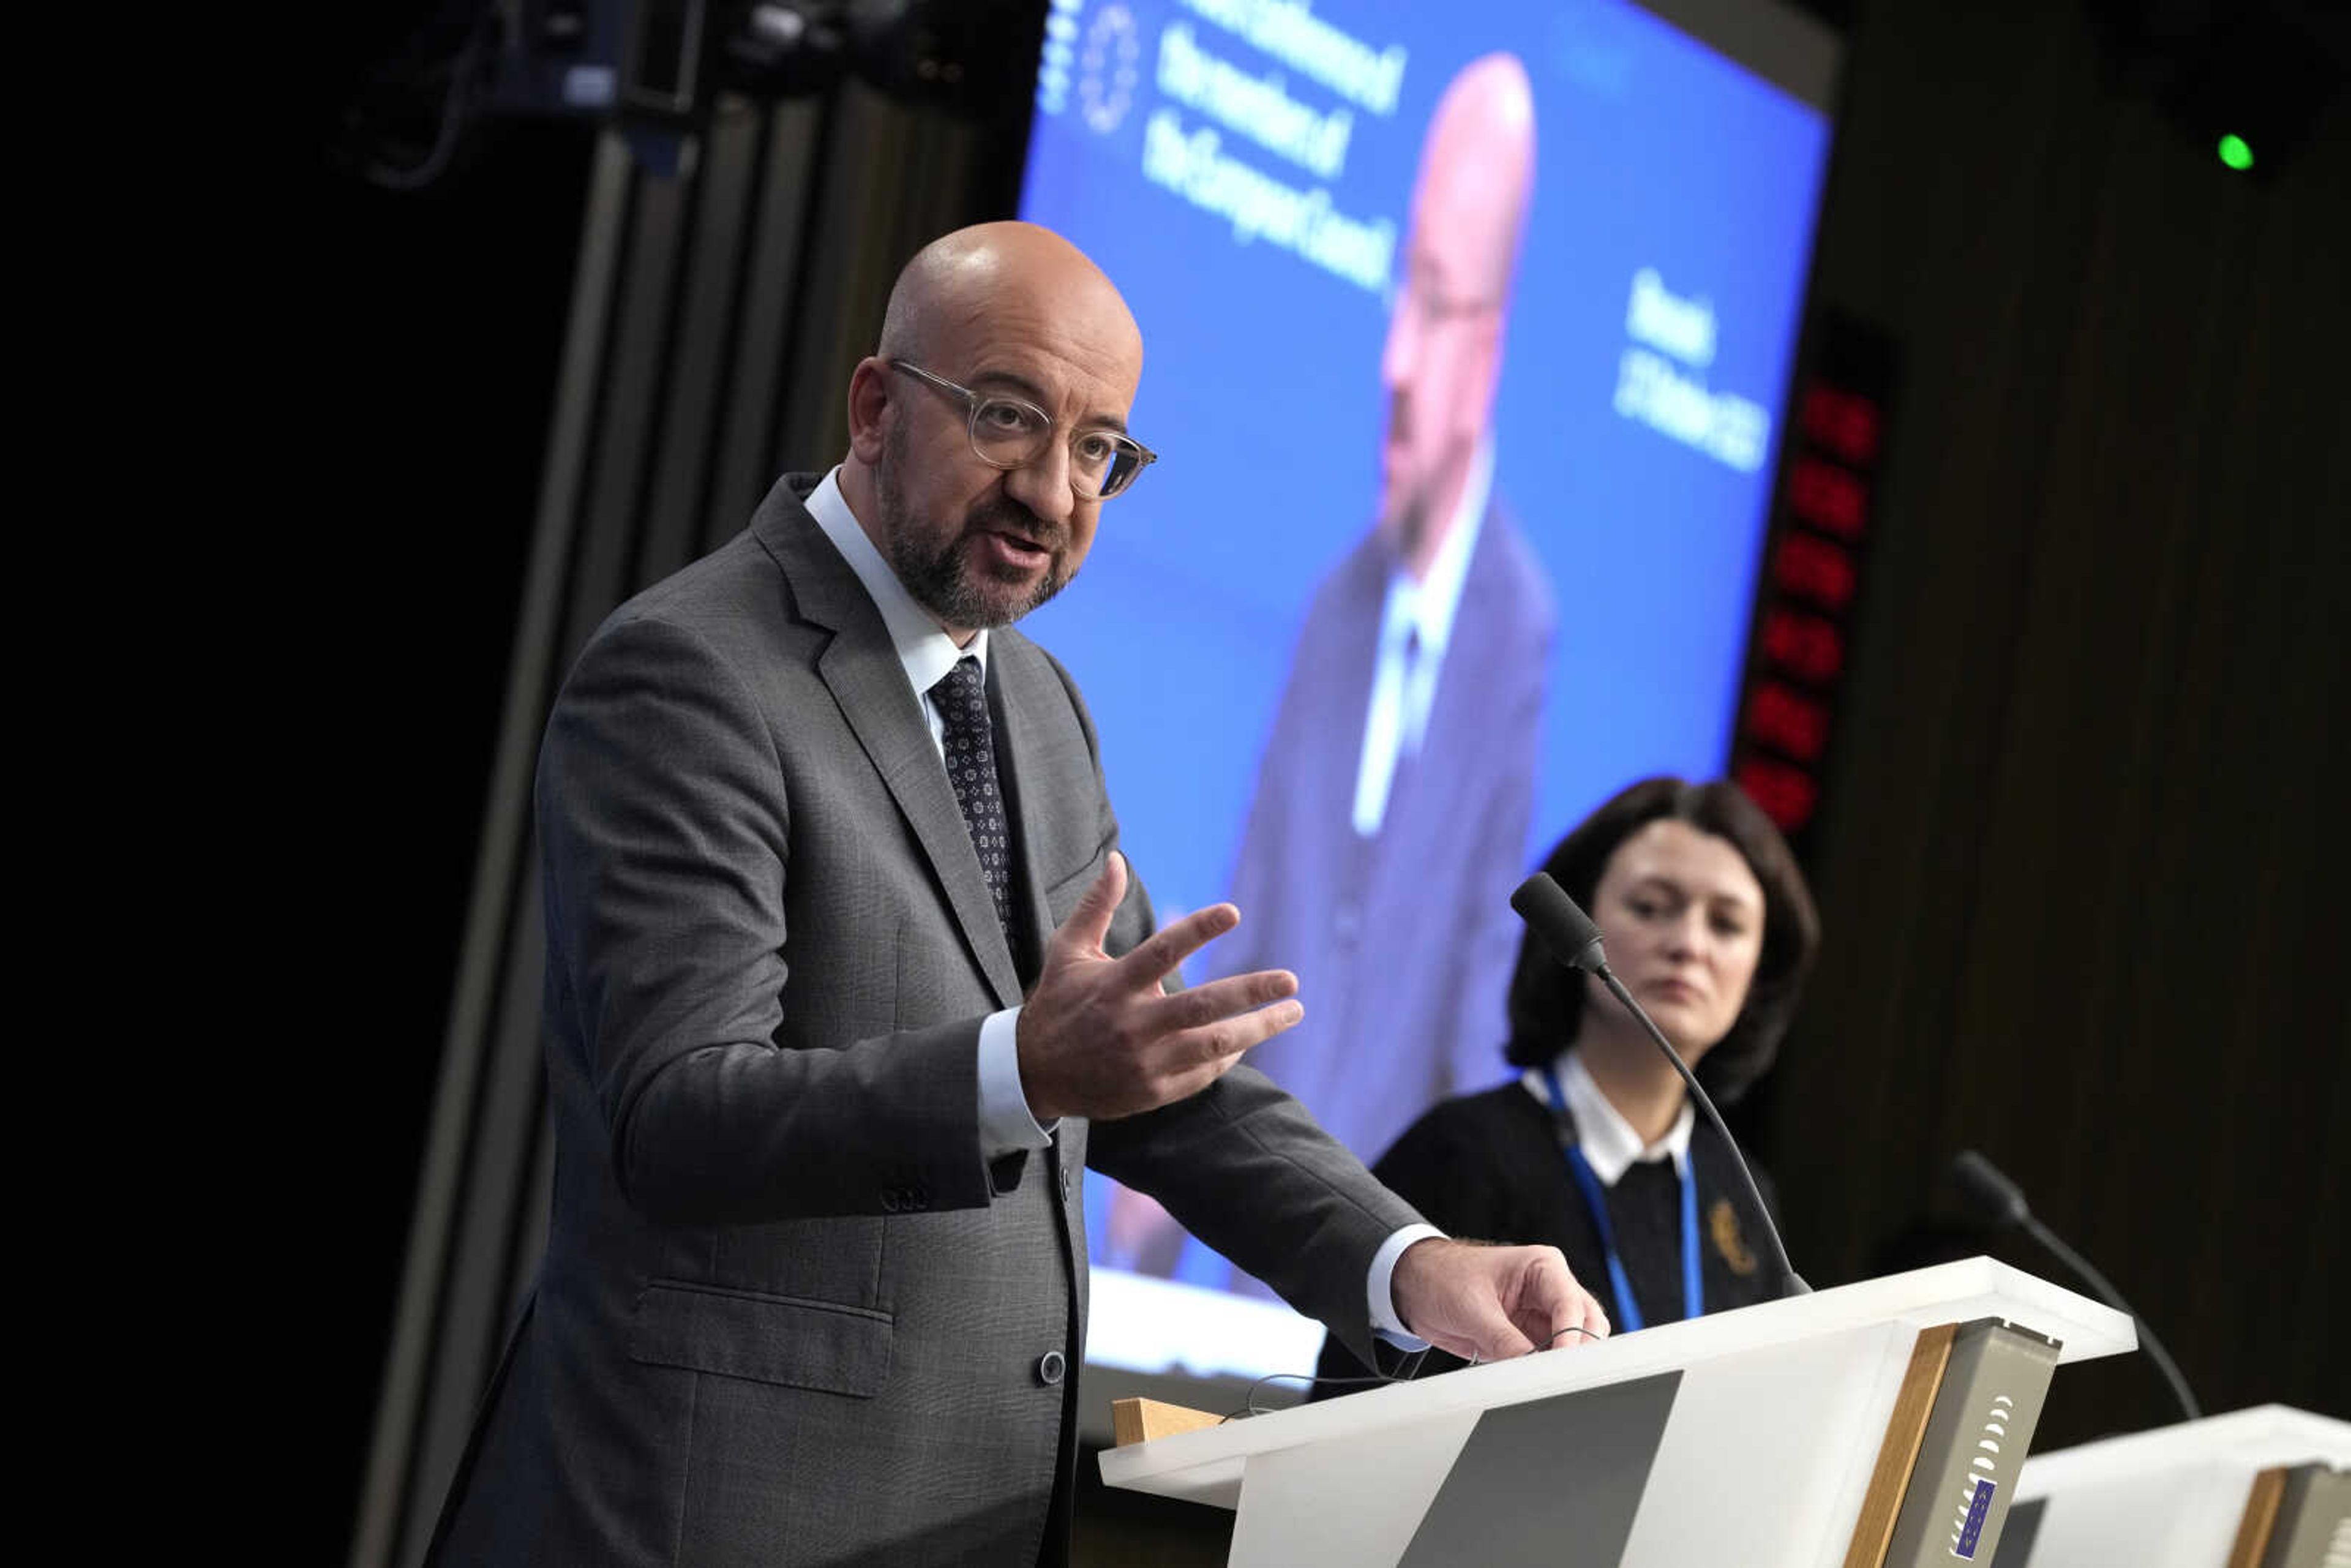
[1384, 263, 1502, 327]
[889, 360, 1158, 501]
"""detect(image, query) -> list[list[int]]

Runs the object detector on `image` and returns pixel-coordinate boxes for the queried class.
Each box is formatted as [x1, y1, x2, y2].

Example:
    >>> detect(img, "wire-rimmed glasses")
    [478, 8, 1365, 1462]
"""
[890, 361, 1158, 501]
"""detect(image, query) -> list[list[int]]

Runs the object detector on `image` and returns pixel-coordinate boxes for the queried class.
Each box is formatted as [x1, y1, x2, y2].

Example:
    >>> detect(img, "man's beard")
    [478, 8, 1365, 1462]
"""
[1376, 392, 1434, 568]
[877, 430, 1073, 631]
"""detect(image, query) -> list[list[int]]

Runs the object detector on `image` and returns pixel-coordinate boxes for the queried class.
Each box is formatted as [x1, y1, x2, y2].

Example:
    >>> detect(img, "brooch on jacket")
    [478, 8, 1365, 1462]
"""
[1709, 1196, 1758, 1276]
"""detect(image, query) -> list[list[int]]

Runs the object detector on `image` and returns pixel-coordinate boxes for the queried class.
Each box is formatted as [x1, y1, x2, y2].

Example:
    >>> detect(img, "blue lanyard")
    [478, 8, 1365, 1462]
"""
[1542, 1065, 1703, 1332]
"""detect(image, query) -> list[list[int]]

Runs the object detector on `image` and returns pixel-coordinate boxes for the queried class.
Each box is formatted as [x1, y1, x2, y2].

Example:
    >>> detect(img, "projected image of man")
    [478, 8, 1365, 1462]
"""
[1212, 52, 1556, 1174]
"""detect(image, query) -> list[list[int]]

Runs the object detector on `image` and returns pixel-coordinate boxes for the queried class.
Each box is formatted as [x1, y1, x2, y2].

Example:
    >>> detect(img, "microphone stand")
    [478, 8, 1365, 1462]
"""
[1588, 962, 1810, 1298]
[1953, 1149, 2201, 1424]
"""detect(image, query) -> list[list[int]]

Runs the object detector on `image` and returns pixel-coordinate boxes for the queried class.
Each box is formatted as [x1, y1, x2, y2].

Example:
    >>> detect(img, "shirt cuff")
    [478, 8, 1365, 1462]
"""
[977, 1006, 1056, 1159]
[1368, 1223, 1447, 1347]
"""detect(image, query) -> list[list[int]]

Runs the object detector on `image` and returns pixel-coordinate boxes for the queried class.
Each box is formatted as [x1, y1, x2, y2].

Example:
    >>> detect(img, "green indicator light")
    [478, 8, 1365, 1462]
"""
[2218, 134, 2254, 171]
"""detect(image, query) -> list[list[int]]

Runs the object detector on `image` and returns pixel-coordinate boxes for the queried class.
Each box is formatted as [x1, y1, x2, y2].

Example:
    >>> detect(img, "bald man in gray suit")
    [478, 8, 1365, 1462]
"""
[427, 222, 1607, 1568]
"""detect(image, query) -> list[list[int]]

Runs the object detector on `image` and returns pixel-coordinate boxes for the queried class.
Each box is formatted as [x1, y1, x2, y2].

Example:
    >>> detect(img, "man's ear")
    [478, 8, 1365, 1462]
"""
[846, 357, 891, 463]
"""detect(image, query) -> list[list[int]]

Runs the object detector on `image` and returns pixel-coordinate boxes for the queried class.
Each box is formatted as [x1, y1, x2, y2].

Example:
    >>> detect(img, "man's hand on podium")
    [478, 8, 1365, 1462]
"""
[1391, 1238, 1611, 1364]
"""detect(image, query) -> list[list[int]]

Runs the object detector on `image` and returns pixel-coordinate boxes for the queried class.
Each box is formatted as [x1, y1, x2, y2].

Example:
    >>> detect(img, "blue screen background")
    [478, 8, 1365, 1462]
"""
[1014, 0, 1833, 1335]
[1021, 0, 1828, 929]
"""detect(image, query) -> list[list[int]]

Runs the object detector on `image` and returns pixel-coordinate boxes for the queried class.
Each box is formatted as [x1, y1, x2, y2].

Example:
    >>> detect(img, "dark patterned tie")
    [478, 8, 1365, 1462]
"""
[932, 656, 1013, 939]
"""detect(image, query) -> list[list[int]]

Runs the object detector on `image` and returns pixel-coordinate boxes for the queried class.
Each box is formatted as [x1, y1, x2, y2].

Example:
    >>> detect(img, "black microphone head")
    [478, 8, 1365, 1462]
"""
[1951, 1149, 2032, 1229]
[1511, 873, 1608, 973]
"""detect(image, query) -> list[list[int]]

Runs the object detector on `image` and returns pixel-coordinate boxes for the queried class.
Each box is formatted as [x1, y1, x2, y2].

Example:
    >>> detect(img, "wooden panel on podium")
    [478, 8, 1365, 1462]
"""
[2224, 1467, 2288, 1568]
[1842, 1322, 1959, 1568]
[1115, 1397, 1226, 1448]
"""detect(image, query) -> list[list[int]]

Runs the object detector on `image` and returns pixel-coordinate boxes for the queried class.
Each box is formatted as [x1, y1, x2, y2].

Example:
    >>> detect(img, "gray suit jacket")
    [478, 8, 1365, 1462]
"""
[429, 476, 1423, 1567]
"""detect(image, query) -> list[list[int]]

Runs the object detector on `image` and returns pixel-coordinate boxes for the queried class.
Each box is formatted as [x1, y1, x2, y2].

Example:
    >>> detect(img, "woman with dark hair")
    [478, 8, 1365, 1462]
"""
[1316, 775, 1820, 1390]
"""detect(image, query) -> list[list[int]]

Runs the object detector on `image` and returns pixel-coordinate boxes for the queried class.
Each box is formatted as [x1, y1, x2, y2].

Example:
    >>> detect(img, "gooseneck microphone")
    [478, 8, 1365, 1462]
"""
[1950, 1149, 2200, 1422]
[1511, 872, 1810, 1297]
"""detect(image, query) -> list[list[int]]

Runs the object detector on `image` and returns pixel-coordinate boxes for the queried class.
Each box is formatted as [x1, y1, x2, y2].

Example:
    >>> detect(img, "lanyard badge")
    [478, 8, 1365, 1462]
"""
[1542, 1065, 1703, 1331]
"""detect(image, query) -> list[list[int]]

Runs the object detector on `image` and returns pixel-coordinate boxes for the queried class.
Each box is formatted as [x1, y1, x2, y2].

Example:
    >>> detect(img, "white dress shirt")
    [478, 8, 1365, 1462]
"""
[1352, 438, 1494, 836]
[1523, 1046, 1695, 1182]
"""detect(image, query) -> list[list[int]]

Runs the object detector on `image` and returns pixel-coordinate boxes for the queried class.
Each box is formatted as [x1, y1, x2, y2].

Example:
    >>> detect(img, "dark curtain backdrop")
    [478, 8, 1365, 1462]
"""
[318, 0, 2345, 1562]
[1758, 0, 2349, 1450]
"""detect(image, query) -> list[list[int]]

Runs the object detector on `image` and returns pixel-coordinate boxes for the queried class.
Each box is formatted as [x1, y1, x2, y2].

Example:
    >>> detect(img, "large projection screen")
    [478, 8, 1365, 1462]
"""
[1014, 0, 1841, 1379]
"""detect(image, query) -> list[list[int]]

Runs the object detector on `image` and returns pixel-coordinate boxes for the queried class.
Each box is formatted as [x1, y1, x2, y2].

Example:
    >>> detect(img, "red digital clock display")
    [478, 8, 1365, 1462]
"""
[1734, 313, 1897, 844]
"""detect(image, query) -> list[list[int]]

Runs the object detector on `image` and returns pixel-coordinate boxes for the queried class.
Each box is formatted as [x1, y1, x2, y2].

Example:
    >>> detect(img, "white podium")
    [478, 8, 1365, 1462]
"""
[2000, 1405, 2350, 1567]
[1100, 1258, 2136, 1568]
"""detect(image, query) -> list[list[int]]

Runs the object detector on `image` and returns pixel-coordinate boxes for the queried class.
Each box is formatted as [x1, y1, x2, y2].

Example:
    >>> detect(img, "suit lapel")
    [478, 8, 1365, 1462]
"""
[752, 478, 1025, 1010]
[988, 637, 1065, 982]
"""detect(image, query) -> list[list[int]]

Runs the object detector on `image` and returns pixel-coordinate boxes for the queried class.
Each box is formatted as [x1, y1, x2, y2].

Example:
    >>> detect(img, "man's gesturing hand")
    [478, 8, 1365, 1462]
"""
[1390, 1238, 1611, 1364]
[1018, 852, 1303, 1122]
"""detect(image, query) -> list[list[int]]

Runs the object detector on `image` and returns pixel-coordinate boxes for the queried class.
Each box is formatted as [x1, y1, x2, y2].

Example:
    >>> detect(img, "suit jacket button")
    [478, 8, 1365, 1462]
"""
[881, 1191, 901, 1214]
[1036, 1351, 1067, 1386]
